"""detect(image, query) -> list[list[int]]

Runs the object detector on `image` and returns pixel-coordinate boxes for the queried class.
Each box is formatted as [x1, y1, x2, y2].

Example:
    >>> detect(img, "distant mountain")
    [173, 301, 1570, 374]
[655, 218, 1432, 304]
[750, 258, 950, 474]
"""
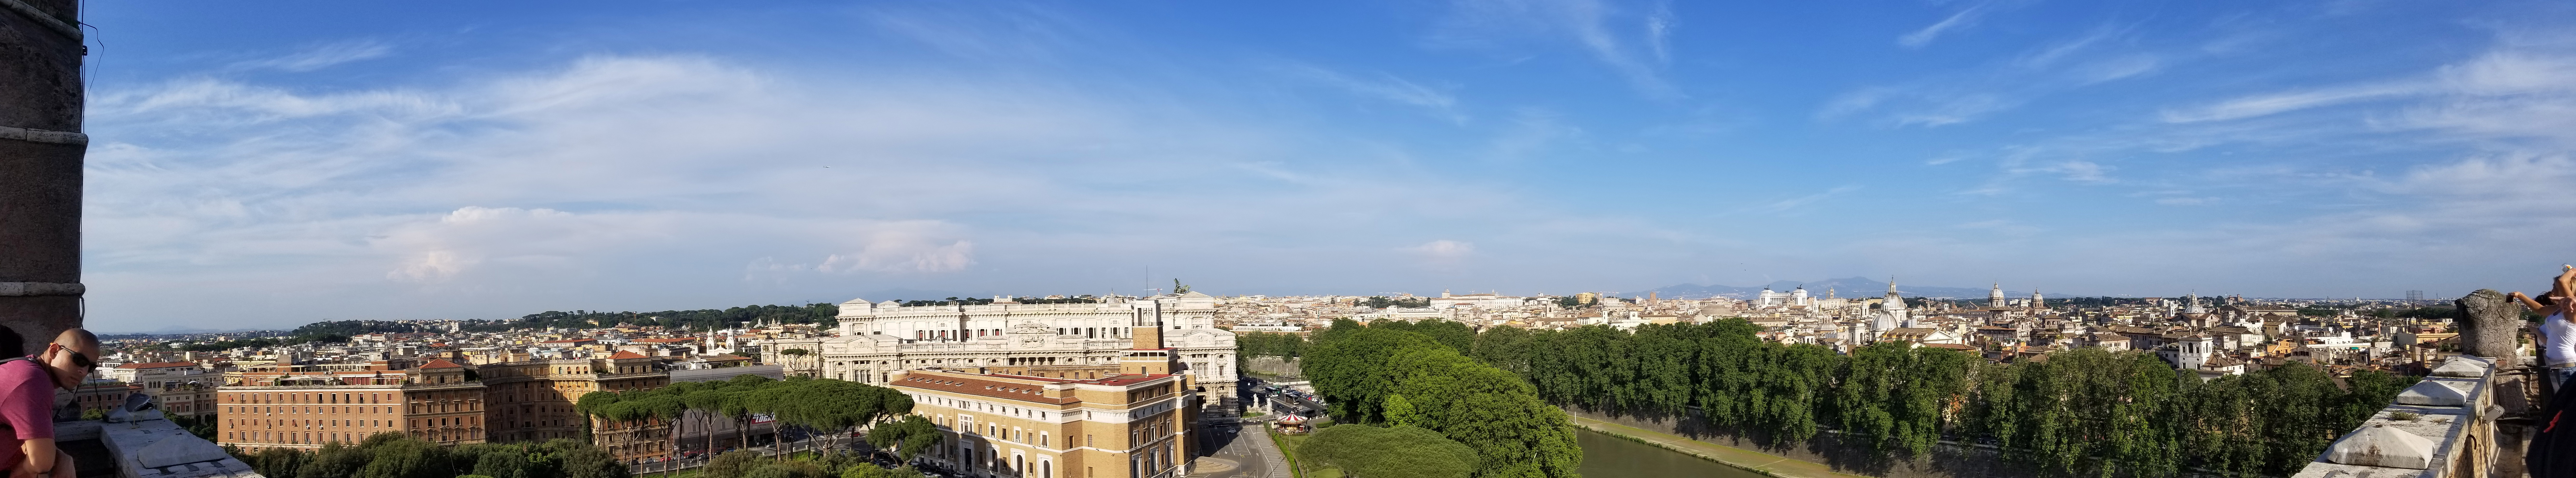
[1625, 277, 2075, 299]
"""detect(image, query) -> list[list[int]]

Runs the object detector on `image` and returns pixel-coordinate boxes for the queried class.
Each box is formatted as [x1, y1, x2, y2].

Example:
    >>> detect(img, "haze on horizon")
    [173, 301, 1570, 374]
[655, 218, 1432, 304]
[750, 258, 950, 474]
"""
[77, 1, 2576, 332]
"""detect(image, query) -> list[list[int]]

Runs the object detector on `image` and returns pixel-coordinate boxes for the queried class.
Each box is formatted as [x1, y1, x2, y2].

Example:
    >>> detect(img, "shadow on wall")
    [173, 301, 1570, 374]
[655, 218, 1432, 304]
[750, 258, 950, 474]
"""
[1566, 406, 2056, 478]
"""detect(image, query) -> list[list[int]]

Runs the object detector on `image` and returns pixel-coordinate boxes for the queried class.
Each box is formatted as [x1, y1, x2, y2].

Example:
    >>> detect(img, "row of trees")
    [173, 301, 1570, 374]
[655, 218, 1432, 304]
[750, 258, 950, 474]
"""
[504, 304, 843, 332]
[575, 375, 929, 469]
[233, 434, 625, 478]
[1456, 320, 2415, 477]
[699, 449, 928, 478]
[1357, 296, 1433, 309]
[1238, 332, 1307, 359]
[1300, 319, 1584, 478]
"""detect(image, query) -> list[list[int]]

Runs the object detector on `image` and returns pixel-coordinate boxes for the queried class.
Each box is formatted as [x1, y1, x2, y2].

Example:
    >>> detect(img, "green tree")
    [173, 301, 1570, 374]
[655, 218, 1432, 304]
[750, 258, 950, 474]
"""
[704, 451, 766, 478]
[866, 415, 944, 462]
[1301, 326, 1439, 424]
[1381, 343, 1583, 478]
[472, 448, 533, 478]
[1298, 424, 1480, 478]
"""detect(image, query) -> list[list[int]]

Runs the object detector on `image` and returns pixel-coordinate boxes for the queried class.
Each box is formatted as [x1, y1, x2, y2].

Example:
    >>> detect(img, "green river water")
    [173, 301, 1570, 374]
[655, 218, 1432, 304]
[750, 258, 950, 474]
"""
[1575, 428, 1770, 478]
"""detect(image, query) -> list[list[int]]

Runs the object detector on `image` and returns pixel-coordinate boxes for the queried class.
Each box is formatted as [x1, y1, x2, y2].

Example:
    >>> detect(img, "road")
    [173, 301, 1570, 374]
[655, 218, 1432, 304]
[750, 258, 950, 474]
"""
[1193, 416, 1288, 478]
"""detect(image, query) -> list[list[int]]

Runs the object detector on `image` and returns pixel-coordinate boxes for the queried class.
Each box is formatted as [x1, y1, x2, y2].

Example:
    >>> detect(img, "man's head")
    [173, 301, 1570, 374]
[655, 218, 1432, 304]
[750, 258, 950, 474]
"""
[37, 328, 98, 390]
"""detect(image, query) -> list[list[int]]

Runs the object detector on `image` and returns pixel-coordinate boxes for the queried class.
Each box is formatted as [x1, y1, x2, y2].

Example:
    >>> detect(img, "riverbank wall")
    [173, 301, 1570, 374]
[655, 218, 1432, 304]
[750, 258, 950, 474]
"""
[1562, 407, 2052, 478]
[1247, 356, 1301, 378]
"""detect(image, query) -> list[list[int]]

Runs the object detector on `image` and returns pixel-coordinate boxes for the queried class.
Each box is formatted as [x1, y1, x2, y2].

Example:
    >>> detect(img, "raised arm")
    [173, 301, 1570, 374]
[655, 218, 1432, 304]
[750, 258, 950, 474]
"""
[2514, 292, 2551, 312]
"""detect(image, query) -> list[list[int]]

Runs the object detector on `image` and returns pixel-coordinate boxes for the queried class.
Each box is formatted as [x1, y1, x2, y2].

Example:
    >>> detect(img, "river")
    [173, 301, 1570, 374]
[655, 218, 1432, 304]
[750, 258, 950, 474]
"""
[1575, 428, 1769, 478]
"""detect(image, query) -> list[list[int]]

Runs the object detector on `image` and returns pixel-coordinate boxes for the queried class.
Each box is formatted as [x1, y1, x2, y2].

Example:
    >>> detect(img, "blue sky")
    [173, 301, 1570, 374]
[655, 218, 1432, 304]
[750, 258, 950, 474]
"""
[75, 0, 2576, 330]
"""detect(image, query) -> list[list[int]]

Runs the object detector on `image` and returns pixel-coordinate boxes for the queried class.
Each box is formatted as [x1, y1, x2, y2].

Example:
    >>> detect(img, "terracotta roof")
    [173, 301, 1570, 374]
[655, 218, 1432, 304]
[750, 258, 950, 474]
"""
[895, 375, 1078, 405]
[418, 358, 464, 369]
[608, 351, 648, 359]
[114, 361, 198, 369]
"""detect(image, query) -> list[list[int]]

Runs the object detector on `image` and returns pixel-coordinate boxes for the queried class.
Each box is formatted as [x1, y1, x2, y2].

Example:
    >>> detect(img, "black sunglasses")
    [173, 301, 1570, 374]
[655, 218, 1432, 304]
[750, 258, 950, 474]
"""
[54, 345, 94, 373]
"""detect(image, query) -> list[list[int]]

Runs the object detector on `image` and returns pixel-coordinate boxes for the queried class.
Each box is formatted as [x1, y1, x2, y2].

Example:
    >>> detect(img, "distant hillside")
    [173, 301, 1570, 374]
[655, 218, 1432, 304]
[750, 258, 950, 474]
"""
[1625, 277, 2080, 299]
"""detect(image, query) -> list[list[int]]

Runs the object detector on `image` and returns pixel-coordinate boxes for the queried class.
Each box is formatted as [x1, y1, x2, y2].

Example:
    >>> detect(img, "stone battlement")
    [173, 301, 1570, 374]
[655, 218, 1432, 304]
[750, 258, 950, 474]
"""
[2292, 355, 2499, 478]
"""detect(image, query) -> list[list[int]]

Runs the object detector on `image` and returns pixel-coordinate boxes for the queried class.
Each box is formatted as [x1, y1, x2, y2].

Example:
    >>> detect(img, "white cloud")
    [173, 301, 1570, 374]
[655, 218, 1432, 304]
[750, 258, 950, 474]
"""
[78, 53, 1614, 328]
[234, 40, 393, 72]
[1431, 0, 1678, 98]
[2160, 81, 2424, 123]
[1898, 1, 2001, 49]
[1409, 240, 1478, 259]
[1279, 63, 1463, 122]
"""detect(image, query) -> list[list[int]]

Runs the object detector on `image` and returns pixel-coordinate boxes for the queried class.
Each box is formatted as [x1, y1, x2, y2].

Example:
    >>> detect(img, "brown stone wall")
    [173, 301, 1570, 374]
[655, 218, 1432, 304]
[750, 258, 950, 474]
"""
[0, 0, 87, 360]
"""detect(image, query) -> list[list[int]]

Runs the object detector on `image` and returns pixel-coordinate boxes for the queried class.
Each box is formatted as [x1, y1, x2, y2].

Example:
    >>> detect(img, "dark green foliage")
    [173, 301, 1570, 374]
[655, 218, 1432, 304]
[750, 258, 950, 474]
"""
[1302, 327, 1440, 424]
[1299, 425, 1480, 478]
[866, 415, 944, 461]
[1455, 319, 2421, 477]
[166, 333, 354, 351]
[741, 459, 828, 478]
[704, 451, 766, 478]
[1367, 320, 1476, 354]
[1358, 296, 1433, 308]
[505, 303, 842, 332]
[577, 375, 914, 465]
[472, 448, 533, 478]
[839, 465, 928, 478]
[232, 433, 622, 478]
[171, 414, 220, 440]
[291, 320, 440, 337]
[1240, 332, 1308, 358]
[1300, 322, 1583, 478]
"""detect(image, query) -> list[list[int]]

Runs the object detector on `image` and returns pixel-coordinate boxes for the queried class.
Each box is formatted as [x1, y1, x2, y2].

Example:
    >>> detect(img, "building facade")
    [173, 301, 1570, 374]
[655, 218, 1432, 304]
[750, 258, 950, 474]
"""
[771, 292, 1239, 412]
[889, 323, 1202, 478]
[477, 351, 671, 449]
[216, 358, 488, 452]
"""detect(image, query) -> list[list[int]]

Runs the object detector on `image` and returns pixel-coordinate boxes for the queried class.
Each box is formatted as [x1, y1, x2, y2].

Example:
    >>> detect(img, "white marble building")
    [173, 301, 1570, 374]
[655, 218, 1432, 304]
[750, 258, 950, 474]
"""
[766, 292, 1241, 411]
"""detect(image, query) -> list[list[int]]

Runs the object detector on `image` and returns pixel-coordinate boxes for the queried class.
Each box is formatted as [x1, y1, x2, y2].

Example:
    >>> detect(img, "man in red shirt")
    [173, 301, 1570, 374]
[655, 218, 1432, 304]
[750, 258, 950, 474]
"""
[1, 328, 97, 478]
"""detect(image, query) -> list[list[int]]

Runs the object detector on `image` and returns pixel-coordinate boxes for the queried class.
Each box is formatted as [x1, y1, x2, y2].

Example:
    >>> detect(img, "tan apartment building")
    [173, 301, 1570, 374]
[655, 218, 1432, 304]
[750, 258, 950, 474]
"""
[72, 381, 140, 415]
[479, 350, 670, 461]
[890, 317, 1201, 478]
[216, 358, 488, 452]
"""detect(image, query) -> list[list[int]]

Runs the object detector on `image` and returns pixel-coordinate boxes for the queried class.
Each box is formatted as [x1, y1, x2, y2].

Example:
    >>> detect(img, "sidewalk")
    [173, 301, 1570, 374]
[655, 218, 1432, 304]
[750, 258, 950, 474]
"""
[1567, 416, 1866, 478]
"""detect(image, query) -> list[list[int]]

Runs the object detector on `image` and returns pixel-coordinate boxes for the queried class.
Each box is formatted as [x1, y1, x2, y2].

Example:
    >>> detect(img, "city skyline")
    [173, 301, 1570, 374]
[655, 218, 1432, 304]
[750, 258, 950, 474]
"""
[76, 1, 2576, 331]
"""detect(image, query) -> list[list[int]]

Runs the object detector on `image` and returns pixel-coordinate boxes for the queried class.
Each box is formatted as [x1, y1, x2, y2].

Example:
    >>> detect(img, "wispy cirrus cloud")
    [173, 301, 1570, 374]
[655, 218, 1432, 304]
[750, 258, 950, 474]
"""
[1429, 0, 1679, 98]
[232, 40, 393, 72]
[1277, 62, 1464, 122]
[1898, 0, 2015, 48]
[80, 52, 1661, 327]
[1824, 24, 2161, 128]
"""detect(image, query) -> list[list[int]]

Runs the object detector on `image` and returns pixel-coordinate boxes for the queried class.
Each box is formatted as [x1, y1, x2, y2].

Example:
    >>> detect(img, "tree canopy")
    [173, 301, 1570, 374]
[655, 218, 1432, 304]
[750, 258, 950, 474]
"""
[1454, 319, 2418, 477]
[1301, 322, 1583, 478]
[233, 434, 625, 478]
[1299, 425, 1480, 478]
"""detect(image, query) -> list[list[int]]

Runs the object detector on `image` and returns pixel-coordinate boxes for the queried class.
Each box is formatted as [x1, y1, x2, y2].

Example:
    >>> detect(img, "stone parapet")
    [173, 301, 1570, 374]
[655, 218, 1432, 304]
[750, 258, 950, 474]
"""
[2293, 355, 2498, 478]
[58, 412, 263, 478]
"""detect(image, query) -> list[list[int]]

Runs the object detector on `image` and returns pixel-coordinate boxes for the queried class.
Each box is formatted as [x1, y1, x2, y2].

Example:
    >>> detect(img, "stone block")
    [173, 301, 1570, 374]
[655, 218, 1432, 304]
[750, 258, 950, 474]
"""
[2396, 380, 2468, 406]
[2325, 425, 2436, 469]
[2432, 357, 2490, 377]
